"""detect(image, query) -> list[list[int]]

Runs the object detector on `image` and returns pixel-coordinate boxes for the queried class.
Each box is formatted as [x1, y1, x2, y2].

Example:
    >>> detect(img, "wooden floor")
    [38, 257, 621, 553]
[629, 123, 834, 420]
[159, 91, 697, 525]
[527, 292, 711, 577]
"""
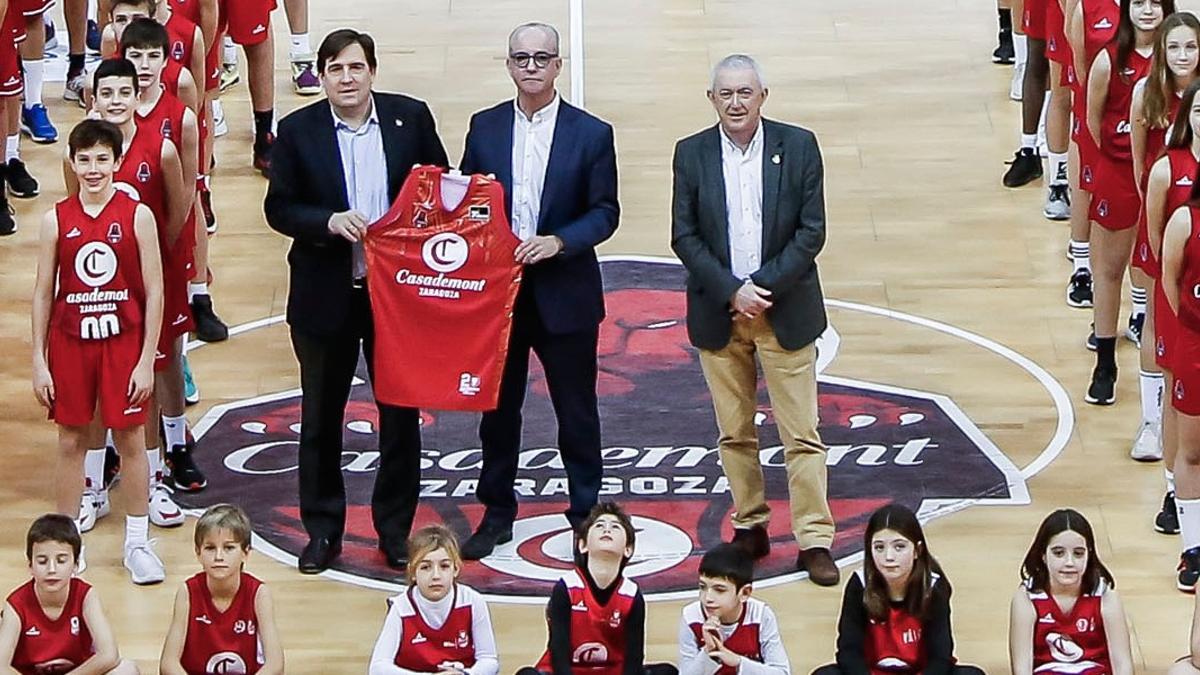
[0, 0, 1192, 671]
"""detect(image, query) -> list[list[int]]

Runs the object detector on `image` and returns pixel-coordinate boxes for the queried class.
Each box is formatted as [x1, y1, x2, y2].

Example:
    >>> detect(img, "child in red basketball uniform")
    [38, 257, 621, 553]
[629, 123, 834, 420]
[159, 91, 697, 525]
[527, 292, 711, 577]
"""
[0, 515, 137, 674]
[1008, 509, 1132, 675]
[812, 505, 980, 675]
[33, 118, 166, 585]
[1162, 178, 1200, 590]
[160, 504, 284, 675]
[677, 543, 789, 675]
[368, 525, 498, 675]
[517, 503, 676, 675]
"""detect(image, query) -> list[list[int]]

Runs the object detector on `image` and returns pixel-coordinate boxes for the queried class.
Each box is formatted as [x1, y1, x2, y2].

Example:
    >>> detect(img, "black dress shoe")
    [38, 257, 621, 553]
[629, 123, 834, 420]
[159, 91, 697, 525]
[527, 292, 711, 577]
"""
[298, 537, 341, 574]
[379, 541, 409, 570]
[731, 525, 770, 559]
[461, 521, 513, 560]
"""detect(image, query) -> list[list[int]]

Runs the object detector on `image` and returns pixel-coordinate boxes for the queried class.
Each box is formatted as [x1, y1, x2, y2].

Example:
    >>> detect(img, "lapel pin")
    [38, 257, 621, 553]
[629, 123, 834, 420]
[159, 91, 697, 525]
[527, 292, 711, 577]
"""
[395, 119, 403, 127]
[771, 154, 781, 165]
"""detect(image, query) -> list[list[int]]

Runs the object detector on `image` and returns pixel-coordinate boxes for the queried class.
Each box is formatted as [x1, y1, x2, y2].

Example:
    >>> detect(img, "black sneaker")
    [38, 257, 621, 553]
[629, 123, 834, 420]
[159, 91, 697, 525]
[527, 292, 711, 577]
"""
[0, 201, 13, 236]
[200, 189, 216, 234]
[1157, 491, 1180, 535]
[994, 30, 1015, 64]
[1127, 313, 1144, 347]
[103, 444, 121, 489]
[1085, 366, 1117, 405]
[6, 159, 38, 198]
[191, 295, 229, 342]
[166, 441, 207, 492]
[1067, 269, 1094, 308]
[1003, 147, 1044, 188]
[1179, 546, 1200, 592]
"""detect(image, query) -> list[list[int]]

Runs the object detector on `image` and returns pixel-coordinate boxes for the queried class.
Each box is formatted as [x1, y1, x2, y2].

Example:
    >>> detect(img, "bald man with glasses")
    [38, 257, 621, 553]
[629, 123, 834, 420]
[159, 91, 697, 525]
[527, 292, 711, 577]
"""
[458, 22, 620, 559]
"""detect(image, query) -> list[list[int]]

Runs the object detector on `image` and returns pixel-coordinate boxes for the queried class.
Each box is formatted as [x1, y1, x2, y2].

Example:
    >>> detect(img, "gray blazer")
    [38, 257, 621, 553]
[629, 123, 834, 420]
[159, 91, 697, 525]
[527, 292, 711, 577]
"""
[670, 118, 828, 351]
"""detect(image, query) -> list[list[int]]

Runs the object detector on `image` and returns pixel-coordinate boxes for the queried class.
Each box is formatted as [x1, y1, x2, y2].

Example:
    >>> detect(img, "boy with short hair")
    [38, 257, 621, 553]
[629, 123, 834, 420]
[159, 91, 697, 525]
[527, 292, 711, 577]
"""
[0, 514, 139, 673]
[518, 502, 677, 675]
[678, 544, 790, 675]
[160, 504, 284, 675]
[33, 117, 166, 584]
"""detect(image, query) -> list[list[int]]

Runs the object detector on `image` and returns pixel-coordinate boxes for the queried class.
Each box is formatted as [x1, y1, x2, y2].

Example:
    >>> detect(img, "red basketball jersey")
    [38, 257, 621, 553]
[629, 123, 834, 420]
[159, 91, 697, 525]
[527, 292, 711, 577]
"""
[161, 59, 184, 101]
[7, 578, 95, 675]
[390, 585, 478, 672]
[137, 88, 187, 155]
[1099, 44, 1152, 162]
[682, 599, 766, 675]
[180, 572, 264, 675]
[1070, 2, 1121, 106]
[1178, 207, 1200, 332]
[1143, 147, 1199, 278]
[165, 11, 197, 70]
[535, 570, 639, 675]
[51, 191, 146, 341]
[862, 571, 949, 675]
[364, 165, 521, 411]
[1027, 582, 1111, 675]
[167, 0, 201, 24]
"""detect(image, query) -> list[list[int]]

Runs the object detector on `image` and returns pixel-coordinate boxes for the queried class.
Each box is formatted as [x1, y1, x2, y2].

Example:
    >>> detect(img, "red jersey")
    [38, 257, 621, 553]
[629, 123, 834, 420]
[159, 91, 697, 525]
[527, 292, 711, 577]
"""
[1099, 44, 1152, 162]
[114, 125, 173, 249]
[535, 569, 639, 675]
[7, 578, 95, 675]
[51, 192, 146, 341]
[167, 0, 202, 24]
[137, 88, 187, 156]
[1070, 2, 1120, 105]
[1027, 582, 1110, 675]
[180, 572, 264, 675]
[390, 586, 478, 672]
[165, 11, 198, 71]
[364, 165, 521, 411]
[1178, 207, 1200, 332]
[682, 600, 766, 675]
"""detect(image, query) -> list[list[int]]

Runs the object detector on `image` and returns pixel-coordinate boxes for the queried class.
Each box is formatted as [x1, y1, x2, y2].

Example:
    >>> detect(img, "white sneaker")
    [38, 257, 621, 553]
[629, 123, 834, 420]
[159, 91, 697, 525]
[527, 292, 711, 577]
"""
[77, 493, 98, 533]
[212, 100, 228, 137]
[76, 545, 87, 575]
[1010, 61, 1025, 101]
[1131, 421, 1163, 461]
[123, 541, 165, 585]
[149, 483, 185, 528]
[63, 73, 86, 107]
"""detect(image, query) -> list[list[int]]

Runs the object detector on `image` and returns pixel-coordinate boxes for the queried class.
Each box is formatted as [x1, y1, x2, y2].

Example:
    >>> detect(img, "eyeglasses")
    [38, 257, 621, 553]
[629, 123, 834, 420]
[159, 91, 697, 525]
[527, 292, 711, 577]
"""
[509, 51, 558, 69]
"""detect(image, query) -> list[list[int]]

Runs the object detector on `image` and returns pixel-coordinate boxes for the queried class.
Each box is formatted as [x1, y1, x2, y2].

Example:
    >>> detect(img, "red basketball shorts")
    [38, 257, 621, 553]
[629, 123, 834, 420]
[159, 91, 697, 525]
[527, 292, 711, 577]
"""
[219, 0, 276, 46]
[1172, 323, 1200, 416]
[17, 0, 53, 17]
[1156, 281, 1178, 371]
[1024, 0, 1048, 41]
[1132, 211, 1160, 278]
[1089, 155, 1141, 230]
[49, 328, 148, 429]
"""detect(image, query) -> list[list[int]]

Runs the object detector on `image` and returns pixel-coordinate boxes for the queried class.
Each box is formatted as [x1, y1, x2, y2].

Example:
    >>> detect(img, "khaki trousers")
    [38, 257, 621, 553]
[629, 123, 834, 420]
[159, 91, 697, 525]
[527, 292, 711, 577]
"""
[697, 314, 834, 549]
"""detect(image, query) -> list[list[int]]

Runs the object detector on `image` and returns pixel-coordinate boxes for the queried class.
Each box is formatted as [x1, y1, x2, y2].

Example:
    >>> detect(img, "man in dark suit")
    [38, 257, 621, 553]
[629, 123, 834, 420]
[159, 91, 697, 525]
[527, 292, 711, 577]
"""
[670, 54, 839, 586]
[457, 22, 619, 559]
[263, 29, 448, 573]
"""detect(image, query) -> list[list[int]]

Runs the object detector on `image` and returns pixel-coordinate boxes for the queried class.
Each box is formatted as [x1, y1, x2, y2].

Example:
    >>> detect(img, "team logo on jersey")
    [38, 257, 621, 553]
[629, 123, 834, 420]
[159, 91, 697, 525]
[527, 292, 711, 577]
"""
[1178, 175, 1194, 187]
[468, 204, 490, 221]
[411, 632, 427, 644]
[74, 241, 118, 288]
[1082, 166, 1093, 184]
[1097, 200, 1109, 218]
[136, 162, 152, 184]
[66, 227, 82, 238]
[1178, 379, 1187, 401]
[107, 222, 122, 244]
[574, 642, 609, 663]
[24, 626, 39, 637]
[1094, 17, 1113, 30]
[161, 118, 174, 140]
[205, 652, 248, 674]
[421, 232, 469, 273]
[180, 259, 1050, 601]
[1045, 632, 1094, 668]
[70, 616, 80, 635]
[172, 40, 185, 62]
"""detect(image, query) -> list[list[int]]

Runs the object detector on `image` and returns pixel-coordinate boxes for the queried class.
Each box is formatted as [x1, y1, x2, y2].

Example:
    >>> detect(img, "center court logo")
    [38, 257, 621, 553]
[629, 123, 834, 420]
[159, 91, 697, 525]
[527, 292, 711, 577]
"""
[74, 242, 117, 287]
[422, 233, 469, 273]
[180, 259, 1063, 601]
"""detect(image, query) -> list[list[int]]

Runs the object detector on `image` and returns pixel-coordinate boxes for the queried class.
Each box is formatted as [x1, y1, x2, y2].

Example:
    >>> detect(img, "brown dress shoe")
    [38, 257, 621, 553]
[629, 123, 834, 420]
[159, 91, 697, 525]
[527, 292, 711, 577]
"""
[730, 525, 770, 559]
[796, 547, 840, 586]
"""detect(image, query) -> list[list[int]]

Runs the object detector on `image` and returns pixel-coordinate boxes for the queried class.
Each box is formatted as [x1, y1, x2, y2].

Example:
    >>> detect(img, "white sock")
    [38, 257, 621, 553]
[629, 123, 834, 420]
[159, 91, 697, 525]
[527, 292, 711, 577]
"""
[1015, 33, 1028, 68]
[1070, 240, 1091, 272]
[1180, 497, 1200, 550]
[21, 58, 44, 107]
[1037, 93, 1050, 150]
[289, 32, 310, 59]
[84, 448, 106, 492]
[1021, 133, 1038, 151]
[5, 134, 18, 162]
[1168, 469, 1177, 493]
[125, 515, 148, 548]
[188, 281, 208, 303]
[1049, 151, 1069, 186]
[105, 429, 114, 448]
[1131, 285, 1148, 317]
[1140, 370, 1165, 424]
[222, 36, 237, 66]
[146, 447, 162, 486]
[162, 414, 187, 449]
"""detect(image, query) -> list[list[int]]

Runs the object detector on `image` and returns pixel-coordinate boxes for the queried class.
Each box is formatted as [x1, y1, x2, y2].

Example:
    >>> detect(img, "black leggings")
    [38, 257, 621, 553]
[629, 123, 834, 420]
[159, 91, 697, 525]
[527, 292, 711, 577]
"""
[812, 665, 986, 675]
[517, 666, 679, 675]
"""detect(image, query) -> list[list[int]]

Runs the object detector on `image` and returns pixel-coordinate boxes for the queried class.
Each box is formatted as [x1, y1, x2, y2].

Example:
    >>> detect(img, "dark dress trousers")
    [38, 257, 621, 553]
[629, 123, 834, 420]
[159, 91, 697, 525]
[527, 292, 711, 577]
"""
[459, 99, 619, 528]
[264, 93, 449, 548]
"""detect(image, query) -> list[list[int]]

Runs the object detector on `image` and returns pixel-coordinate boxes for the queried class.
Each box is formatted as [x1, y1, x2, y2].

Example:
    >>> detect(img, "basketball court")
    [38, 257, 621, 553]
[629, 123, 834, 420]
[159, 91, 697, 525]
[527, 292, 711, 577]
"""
[0, 0, 1190, 671]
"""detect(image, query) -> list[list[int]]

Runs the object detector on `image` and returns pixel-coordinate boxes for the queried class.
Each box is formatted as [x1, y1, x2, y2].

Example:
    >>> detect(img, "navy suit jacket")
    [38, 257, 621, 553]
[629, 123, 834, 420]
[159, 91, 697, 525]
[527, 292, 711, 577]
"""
[264, 93, 449, 336]
[459, 99, 619, 335]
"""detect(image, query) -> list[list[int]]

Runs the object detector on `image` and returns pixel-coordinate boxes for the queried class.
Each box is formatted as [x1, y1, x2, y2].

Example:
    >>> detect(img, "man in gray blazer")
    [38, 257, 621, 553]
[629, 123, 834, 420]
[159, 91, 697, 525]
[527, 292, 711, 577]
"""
[670, 54, 838, 586]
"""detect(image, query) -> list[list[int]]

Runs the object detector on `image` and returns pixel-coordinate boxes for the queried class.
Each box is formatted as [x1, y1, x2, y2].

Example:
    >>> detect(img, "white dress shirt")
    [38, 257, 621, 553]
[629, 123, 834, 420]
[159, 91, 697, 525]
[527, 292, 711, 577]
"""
[720, 122, 765, 280]
[332, 97, 389, 280]
[510, 93, 560, 241]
